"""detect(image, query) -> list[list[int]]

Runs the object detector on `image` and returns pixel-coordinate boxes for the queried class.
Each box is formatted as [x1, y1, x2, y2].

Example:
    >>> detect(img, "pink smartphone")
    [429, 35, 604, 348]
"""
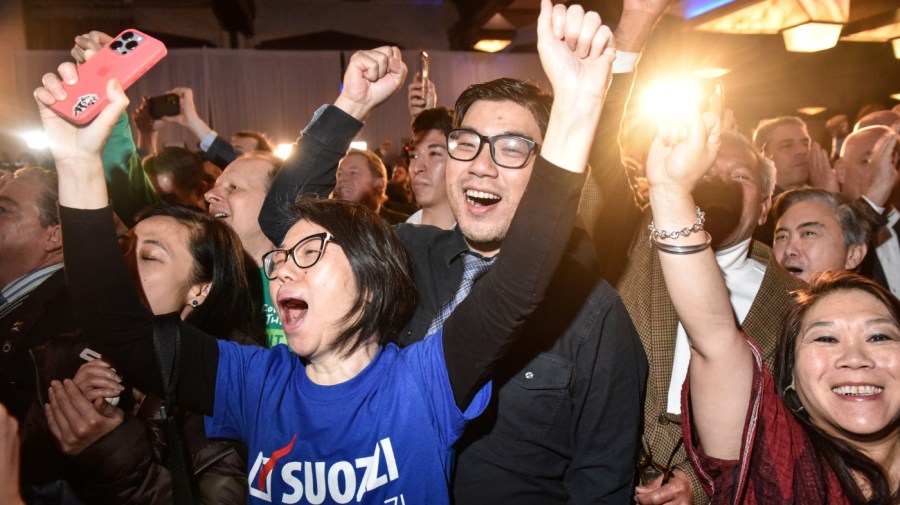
[50, 29, 167, 125]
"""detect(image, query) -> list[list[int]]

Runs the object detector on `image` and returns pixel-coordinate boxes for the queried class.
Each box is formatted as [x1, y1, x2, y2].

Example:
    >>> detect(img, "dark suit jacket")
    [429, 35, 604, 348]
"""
[0, 269, 80, 423]
[204, 135, 237, 169]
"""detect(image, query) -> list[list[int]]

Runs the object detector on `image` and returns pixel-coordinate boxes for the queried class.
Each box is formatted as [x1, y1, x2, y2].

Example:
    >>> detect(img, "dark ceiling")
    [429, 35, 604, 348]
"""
[15, 0, 900, 139]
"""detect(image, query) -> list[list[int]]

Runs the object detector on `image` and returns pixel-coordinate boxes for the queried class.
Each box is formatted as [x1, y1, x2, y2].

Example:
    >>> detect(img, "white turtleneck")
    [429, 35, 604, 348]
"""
[666, 238, 766, 414]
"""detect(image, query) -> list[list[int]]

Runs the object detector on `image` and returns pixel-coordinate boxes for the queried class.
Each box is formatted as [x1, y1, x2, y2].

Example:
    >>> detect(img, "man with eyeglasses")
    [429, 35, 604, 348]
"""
[259, 3, 648, 503]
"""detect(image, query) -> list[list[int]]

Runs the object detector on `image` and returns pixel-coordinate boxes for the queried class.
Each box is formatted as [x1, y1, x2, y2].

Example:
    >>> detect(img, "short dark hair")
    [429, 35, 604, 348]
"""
[233, 130, 274, 153]
[279, 197, 417, 356]
[412, 107, 454, 137]
[143, 147, 206, 194]
[454, 78, 552, 138]
[752, 116, 808, 152]
[776, 272, 900, 503]
[773, 189, 871, 248]
[135, 205, 260, 340]
[13, 167, 59, 228]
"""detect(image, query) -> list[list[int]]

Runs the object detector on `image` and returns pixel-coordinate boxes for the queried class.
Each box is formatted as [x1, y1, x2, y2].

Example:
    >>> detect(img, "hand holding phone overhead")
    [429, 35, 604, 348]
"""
[48, 29, 167, 125]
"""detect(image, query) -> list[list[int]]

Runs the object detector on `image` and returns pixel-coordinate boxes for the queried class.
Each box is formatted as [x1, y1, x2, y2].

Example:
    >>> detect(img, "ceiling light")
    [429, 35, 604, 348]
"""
[693, 67, 731, 79]
[893, 38, 900, 59]
[473, 39, 511, 53]
[782, 22, 843, 52]
[797, 106, 827, 116]
[891, 93, 900, 102]
[689, 0, 849, 49]
[350, 141, 368, 151]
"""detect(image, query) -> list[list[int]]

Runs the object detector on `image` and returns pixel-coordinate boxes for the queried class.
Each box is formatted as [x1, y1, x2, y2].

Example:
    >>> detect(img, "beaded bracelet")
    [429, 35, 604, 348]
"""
[648, 207, 705, 240]
[652, 231, 712, 255]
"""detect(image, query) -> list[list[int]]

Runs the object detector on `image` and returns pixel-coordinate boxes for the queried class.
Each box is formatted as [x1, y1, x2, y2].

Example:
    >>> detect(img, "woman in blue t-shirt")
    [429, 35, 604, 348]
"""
[35, 2, 617, 502]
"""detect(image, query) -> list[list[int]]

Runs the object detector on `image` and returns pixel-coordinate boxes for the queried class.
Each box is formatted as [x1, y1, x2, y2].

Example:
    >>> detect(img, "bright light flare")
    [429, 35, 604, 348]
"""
[350, 141, 368, 151]
[275, 143, 294, 160]
[693, 67, 730, 79]
[23, 131, 49, 149]
[638, 78, 704, 125]
[473, 39, 512, 53]
[797, 106, 827, 116]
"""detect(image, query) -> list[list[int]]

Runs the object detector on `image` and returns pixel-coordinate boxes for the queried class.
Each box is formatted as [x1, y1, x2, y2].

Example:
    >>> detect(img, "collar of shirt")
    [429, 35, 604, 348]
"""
[444, 227, 474, 267]
[0, 263, 64, 315]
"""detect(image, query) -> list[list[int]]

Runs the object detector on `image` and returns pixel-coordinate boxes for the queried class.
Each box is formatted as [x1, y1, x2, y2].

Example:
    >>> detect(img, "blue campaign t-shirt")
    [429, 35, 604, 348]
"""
[205, 331, 490, 504]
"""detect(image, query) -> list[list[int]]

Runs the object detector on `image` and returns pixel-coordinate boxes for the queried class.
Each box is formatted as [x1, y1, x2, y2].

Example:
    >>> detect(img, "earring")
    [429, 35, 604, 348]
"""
[190, 300, 199, 308]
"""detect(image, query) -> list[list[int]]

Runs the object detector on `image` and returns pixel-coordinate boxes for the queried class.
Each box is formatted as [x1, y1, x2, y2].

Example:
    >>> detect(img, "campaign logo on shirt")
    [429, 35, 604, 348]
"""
[248, 436, 401, 504]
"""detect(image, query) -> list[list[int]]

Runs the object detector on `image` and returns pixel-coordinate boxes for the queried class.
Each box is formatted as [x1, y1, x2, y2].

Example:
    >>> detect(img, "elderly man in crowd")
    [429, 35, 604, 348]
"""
[0, 169, 74, 424]
[772, 188, 870, 282]
[836, 125, 900, 296]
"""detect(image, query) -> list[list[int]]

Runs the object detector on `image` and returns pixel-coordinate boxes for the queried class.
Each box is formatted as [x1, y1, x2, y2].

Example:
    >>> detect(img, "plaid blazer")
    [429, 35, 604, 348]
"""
[617, 211, 806, 503]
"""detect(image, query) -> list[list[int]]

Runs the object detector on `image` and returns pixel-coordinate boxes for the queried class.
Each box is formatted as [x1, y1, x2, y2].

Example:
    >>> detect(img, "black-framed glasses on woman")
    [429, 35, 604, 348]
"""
[446, 129, 540, 169]
[262, 232, 338, 280]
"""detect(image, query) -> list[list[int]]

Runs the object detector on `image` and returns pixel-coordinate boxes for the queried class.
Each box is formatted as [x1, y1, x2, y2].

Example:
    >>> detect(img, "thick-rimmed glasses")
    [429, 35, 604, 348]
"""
[446, 129, 540, 169]
[262, 232, 337, 280]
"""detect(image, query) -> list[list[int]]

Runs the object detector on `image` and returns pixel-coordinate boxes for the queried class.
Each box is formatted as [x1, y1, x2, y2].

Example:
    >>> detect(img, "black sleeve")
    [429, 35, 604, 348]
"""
[60, 206, 219, 415]
[442, 157, 586, 410]
[203, 135, 237, 169]
[259, 105, 364, 245]
[590, 72, 644, 286]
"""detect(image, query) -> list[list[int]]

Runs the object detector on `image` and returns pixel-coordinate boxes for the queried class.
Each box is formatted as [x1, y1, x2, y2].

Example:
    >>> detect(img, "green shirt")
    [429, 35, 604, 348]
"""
[260, 267, 286, 347]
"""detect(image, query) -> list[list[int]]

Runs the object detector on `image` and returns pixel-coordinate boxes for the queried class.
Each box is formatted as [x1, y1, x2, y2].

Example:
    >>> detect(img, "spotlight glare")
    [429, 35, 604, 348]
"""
[275, 143, 294, 160]
[693, 68, 730, 79]
[639, 78, 703, 124]
[23, 131, 50, 149]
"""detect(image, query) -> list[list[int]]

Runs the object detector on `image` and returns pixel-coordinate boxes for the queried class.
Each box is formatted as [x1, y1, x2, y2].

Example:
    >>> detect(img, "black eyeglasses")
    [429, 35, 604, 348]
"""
[262, 232, 337, 280]
[446, 129, 540, 169]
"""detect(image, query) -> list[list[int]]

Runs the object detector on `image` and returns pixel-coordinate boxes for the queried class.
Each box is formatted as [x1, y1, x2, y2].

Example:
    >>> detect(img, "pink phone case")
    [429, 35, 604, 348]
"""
[50, 29, 167, 125]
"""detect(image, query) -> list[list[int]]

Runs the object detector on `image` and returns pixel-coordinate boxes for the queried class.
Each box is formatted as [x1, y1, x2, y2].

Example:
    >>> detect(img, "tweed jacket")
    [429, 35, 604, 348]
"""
[617, 212, 806, 503]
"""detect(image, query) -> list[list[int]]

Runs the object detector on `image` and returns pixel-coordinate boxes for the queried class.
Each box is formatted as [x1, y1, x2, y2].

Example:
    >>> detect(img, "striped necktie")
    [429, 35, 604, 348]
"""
[426, 253, 494, 336]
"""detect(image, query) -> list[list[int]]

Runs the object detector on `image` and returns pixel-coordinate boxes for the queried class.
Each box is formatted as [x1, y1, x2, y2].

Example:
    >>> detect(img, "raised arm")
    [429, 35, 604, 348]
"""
[35, 62, 218, 414]
[444, 0, 616, 410]
[259, 47, 407, 245]
[70, 31, 161, 227]
[645, 101, 753, 461]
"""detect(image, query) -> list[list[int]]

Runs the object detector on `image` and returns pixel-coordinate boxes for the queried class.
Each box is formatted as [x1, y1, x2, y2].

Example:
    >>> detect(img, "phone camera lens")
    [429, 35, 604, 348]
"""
[122, 31, 134, 40]
[110, 40, 123, 50]
[125, 40, 138, 50]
